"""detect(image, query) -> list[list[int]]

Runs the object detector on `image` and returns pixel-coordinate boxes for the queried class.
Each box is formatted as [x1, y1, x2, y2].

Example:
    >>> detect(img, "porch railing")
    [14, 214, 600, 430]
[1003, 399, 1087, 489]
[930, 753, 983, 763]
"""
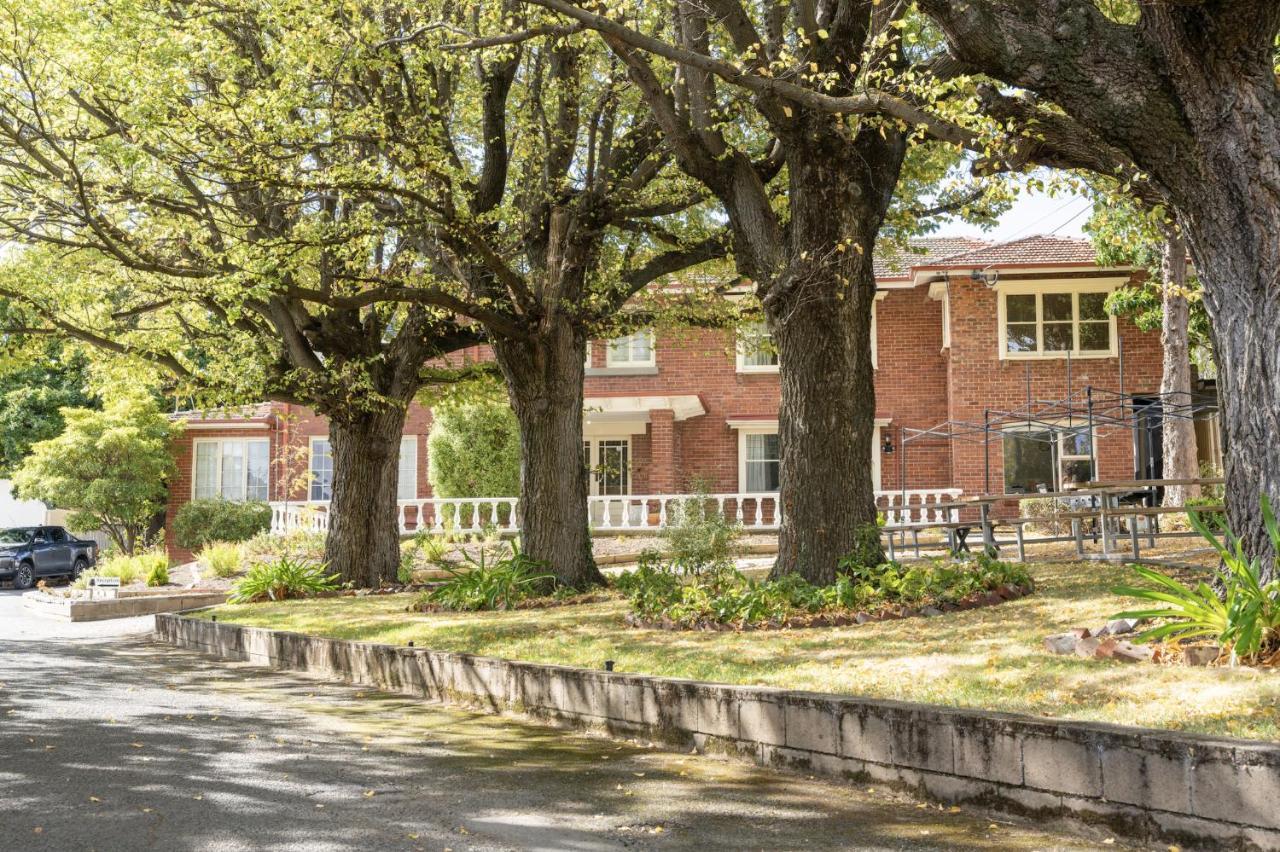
[268, 488, 962, 537]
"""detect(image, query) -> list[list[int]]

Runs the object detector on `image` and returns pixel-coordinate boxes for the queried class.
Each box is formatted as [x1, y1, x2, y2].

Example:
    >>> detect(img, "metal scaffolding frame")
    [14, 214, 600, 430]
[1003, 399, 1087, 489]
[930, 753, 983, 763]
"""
[894, 352, 1221, 502]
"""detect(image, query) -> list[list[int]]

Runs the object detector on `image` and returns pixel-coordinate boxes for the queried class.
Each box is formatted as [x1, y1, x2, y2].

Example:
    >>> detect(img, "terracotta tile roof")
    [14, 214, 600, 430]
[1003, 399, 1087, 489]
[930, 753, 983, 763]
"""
[170, 402, 277, 422]
[874, 237, 990, 279]
[920, 235, 1098, 269]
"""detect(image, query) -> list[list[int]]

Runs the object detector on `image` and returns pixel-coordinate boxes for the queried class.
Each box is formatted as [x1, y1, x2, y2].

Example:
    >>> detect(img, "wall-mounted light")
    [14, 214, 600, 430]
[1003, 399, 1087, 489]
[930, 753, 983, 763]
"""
[882, 436, 895, 455]
[970, 267, 1000, 289]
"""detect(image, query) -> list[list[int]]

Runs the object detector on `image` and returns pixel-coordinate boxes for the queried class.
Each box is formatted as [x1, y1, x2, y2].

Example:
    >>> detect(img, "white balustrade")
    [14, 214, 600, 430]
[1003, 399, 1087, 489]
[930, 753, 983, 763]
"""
[267, 489, 961, 537]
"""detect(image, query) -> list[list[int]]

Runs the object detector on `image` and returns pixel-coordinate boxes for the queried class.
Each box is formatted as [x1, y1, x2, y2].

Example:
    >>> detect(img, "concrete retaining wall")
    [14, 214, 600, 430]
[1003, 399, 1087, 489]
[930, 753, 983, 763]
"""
[156, 613, 1280, 851]
[26, 591, 227, 622]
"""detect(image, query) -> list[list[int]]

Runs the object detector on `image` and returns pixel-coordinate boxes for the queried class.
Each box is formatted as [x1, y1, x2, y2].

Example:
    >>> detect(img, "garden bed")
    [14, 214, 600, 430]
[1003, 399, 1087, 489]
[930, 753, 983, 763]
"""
[197, 559, 1280, 740]
[625, 581, 1033, 631]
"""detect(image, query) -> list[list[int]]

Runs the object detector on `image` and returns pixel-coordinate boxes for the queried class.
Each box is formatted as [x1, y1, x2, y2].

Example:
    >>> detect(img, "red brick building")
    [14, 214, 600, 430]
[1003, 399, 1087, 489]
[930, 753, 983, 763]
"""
[165, 235, 1179, 560]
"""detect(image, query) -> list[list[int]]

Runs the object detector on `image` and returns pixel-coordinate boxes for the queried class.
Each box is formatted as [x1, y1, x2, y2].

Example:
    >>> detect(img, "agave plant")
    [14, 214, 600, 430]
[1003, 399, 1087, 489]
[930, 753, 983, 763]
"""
[1113, 495, 1280, 663]
[230, 556, 339, 603]
[422, 541, 553, 611]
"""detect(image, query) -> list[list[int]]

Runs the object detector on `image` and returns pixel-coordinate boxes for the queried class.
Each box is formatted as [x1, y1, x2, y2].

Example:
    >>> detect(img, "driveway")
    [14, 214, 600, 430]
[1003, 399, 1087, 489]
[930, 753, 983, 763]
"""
[0, 591, 1132, 851]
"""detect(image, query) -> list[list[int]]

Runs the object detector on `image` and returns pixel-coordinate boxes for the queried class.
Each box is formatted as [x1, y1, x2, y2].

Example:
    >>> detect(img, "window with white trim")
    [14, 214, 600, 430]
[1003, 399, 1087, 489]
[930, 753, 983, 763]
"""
[194, 438, 270, 501]
[737, 427, 883, 492]
[736, 322, 778, 372]
[1002, 424, 1095, 493]
[309, 436, 418, 502]
[742, 432, 781, 492]
[309, 438, 334, 501]
[1000, 284, 1116, 358]
[398, 436, 418, 500]
[605, 331, 655, 368]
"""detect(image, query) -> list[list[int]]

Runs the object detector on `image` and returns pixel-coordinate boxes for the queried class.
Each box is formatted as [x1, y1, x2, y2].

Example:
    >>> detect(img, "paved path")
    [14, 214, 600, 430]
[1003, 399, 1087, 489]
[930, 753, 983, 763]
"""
[0, 589, 1137, 851]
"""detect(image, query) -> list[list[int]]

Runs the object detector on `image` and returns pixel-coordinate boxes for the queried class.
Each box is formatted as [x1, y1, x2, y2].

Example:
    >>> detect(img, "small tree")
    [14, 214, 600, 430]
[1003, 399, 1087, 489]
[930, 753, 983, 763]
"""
[12, 395, 179, 554]
[428, 402, 522, 502]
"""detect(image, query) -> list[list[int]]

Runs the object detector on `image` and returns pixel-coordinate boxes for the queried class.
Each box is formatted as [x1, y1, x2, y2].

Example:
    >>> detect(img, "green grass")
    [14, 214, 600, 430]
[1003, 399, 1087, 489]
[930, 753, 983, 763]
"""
[201, 560, 1280, 741]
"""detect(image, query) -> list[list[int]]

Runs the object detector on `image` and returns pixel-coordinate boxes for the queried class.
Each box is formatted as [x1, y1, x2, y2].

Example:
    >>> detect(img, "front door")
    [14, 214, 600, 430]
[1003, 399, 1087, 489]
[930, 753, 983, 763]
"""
[584, 438, 632, 525]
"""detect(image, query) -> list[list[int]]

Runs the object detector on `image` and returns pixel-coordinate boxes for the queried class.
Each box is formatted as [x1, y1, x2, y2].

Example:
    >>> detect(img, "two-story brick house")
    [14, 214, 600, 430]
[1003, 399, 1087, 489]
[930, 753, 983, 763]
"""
[165, 235, 1180, 562]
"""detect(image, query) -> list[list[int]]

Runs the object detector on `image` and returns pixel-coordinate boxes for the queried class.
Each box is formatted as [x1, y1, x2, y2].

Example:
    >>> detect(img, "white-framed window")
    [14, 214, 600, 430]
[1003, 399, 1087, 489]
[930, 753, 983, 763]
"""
[583, 438, 630, 495]
[735, 422, 885, 492]
[193, 438, 270, 501]
[309, 438, 334, 502]
[309, 435, 418, 501]
[1002, 423, 1096, 493]
[398, 436, 418, 501]
[871, 299, 879, 370]
[605, 330, 655, 368]
[998, 283, 1117, 359]
[736, 321, 779, 373]
[741, 431, 781, 492]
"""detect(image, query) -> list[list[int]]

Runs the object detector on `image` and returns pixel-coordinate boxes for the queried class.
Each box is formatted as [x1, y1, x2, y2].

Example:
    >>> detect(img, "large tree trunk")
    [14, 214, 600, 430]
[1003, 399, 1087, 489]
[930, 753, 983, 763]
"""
[916, 0, 1280, 573]
[767, 130, 901, 584]
[324, 406, 407, 588]
[1158, 233, 1199, 507]
[492, 322, 602, 590]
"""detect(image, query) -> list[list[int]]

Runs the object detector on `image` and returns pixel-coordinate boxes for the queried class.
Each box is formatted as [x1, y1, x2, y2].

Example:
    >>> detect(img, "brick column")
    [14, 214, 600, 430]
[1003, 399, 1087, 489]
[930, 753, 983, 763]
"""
[649, 409, 676, 493]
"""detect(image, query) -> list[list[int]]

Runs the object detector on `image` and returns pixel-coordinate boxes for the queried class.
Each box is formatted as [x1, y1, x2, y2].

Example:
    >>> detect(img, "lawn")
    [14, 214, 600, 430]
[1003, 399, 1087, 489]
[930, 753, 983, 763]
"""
[201, 560, 1280, 741]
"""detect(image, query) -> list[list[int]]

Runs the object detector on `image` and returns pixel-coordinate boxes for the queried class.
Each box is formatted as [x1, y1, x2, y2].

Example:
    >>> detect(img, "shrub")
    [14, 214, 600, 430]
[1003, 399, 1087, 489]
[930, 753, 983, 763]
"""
[661, 491, 742, 574]
[230, 556, 338, 603]
[417, 543, 552, 611]
[200, 541, 244, 579]
[616, 551, 1030, 628]
[242, 529, 325, 562]
[96, 549, 169, 586]
[428, 400, 520, 502]
[1021, 497, 1070, 536]
[1184, 496, 1226, 534]
[1114, 495, 1280, 664]
[146, 560, 170, 587]
[173, 499, 272, 549]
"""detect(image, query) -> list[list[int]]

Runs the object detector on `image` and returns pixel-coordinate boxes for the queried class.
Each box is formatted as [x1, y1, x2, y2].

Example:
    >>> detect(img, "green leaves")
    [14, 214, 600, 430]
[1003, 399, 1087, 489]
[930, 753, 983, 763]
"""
[230, 555, 339, 603]
[1112, 495, 1280, 662]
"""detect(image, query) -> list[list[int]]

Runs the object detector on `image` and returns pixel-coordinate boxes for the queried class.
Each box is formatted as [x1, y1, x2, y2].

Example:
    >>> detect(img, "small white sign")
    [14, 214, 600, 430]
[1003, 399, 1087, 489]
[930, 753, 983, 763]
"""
[90, 576, 121, 600]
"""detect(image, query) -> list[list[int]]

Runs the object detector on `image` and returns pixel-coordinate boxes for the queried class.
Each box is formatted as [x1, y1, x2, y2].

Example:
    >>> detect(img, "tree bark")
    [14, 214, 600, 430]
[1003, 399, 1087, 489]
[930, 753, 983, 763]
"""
[1158, 234, 1199, 507]
[917, 0, 1280, 573]
[492, 322, 602, 590]
[324, 406, 408, 588]
[767, 129, 901, 584]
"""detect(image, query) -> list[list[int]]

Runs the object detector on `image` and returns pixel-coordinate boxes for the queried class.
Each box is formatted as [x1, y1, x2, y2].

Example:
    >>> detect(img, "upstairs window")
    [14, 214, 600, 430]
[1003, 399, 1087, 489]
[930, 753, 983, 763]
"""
[194, 439, 270, 501]
[736, 322, 779, 372]
[605, 331, 655, 368]
[1000, 285, 1116, 358]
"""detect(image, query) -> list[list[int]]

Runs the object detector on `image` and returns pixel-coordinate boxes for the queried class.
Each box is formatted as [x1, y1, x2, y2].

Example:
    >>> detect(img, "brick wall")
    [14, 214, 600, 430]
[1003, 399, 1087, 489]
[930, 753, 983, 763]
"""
[944, 275, 1163, 513]
[164, 274, 1165, 557]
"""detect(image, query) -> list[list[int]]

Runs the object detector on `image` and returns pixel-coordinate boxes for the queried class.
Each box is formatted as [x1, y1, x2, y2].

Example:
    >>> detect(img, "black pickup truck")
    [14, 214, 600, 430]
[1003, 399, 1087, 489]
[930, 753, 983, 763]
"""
[0, 526, 99, 589]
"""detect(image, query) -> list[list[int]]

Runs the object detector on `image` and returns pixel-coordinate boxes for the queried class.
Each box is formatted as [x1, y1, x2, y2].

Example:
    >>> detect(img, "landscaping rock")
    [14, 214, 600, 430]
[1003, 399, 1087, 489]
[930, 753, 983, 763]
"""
[1074, 637, 1101, 658]
[1111, 641, 1154, 663]
[854, 612, 875, 625]
[1044, 633, 1079, 655]
[1184, 645, 1220, 667]
[1093, 638, 1153, 663]
[1070, 627, 1092, 639]
[920, 606, 944, 617]
[1096, 618, 1140, 637]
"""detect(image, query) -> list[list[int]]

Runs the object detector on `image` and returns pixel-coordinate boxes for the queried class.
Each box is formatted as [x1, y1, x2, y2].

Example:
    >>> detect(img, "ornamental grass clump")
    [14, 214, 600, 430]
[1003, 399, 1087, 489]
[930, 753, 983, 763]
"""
[230, 556, 339, 603]
[1113, 495, 1280, 666]
[416, 542, 553, 612]
[200, 541, 245, 579]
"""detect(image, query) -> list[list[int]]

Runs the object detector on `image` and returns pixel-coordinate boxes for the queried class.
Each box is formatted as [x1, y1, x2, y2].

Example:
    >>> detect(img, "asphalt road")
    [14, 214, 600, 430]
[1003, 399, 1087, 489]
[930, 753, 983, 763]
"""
[0, 589, 1135, 851]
